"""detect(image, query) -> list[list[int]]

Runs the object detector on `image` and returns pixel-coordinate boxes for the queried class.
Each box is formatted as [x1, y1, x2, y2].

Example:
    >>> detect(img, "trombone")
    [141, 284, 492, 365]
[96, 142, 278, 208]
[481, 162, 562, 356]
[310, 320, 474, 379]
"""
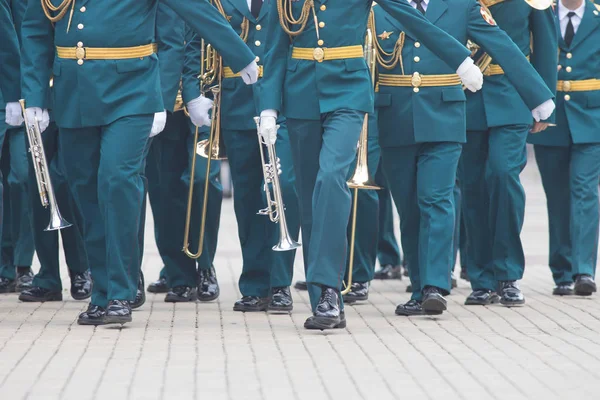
[253, 118, 301, 252]
[342, 28, 382, 295]
[19, 99, 71, 231]
[182, 38, 223, 259]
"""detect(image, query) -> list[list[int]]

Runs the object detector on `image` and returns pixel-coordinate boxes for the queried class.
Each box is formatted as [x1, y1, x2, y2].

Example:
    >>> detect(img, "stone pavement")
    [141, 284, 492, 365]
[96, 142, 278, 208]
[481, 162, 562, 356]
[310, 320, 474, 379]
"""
[1, 149, 600, 400]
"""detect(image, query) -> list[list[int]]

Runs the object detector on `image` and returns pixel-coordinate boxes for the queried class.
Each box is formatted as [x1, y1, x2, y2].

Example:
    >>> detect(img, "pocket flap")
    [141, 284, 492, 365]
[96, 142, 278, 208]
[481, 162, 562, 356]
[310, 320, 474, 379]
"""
[375, 93, 392, 107]
[344, 58, 368, 72]
[442, 87, 466, 102]
[286, 58, 299, 72]
[586, 91, 600, 108]
[115, 57, 152, 74]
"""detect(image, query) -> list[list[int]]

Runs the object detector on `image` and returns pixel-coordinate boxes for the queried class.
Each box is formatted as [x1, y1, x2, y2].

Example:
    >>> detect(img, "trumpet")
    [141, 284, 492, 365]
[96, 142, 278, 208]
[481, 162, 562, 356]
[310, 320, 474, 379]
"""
[342, 28, 382, 295]
[19, 100, 71, 231]
[253, 117, 300, 252]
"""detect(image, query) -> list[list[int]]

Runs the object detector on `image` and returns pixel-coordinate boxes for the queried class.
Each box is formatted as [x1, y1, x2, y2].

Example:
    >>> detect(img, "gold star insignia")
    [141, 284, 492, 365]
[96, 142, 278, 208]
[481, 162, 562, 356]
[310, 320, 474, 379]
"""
[378, 31, 393, 40]
[226, 15, 232, 21]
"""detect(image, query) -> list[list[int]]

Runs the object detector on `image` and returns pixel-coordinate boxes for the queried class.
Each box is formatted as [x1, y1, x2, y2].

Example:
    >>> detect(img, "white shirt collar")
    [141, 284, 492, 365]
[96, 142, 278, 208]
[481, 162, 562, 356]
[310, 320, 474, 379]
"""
[558, 0, 586, 21]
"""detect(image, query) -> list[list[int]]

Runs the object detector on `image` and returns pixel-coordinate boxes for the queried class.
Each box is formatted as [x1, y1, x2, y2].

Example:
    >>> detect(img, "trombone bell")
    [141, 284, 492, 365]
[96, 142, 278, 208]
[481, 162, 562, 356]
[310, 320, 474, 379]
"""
[197, 139, 226, 160]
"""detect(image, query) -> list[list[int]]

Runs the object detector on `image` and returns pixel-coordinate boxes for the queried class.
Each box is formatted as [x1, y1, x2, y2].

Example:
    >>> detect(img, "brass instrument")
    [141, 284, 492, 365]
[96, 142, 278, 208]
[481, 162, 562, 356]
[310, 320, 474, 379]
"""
[342, 27, 382, 295]
[19, 100, 72, 231]
[253, 118, 301, 252]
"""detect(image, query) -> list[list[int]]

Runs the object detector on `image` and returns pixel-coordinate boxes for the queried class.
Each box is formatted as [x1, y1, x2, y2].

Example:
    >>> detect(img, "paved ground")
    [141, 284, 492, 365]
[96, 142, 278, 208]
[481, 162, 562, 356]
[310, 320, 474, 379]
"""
[1, 148, 599, 400]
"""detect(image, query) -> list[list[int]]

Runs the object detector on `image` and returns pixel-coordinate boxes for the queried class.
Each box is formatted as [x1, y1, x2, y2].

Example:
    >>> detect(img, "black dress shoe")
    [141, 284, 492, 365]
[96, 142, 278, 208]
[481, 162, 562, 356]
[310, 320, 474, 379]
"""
[268, 287, 293, 312]
[553, 282, 574, 296]
[0, 277, 15, 294]
[197, 266, 219, 302]
[131, 272, 146, 310]
[233, 296, 269, 312]
[147, 276, 169, 293]
[460, 268, 469, 282]
[395, 299, 424, 316]
[19, 286, 63, 302]
[165, 286, 198, 302]
[15, 269, 34, 292]
[499, 281, 525, 306]
[574, 275, 597, 296]
[406, 284, 413, 293]
[304, 287, 344, 330]
[294, 280, 308, 291]
[104, 300, 132, 325]
[70, 270, 92, 300]
[421, 286, 447, 315]
[342, 282, 369, 303]
[465, 289, 500, 305]
[374, 264, 402, 280]
[77, 304, 107, 326]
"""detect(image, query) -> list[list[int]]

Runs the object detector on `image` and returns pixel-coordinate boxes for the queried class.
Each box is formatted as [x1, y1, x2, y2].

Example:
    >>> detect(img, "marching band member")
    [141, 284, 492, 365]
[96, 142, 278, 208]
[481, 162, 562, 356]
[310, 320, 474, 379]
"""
[20, 0, 259, 326]
[260, 0, 484, 330]
[373, 0, 554, 316]
[529, 0, 600, 296]
[461, 0, 557, 307]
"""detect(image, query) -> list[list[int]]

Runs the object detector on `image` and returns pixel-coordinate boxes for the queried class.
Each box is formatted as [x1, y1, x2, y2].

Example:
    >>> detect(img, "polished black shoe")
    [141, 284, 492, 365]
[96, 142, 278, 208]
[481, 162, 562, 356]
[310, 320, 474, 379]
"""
[553, 282, 574, 296]
[574, 275, 597, 296]
[233, 296, 269, 312]
[70, 270, 92, 300]
[304, 287, 344, 330]
[421, 286, 447, 315]
[165, 286, 197, 303]
[294, 280, 308, 291]
[465, 289, 500, 305]
[0, 277, 15, 294]
[460, 268, 469, 282]
[374, 264, 402, 280]
[268, 287, 293, 313]
[395, 299, 424, 316]
[15, 269, 34, 292]
[77, 304, 107, 326]
[406, 284, 413, 293]
[342, 282, 369, 303]
[499, 281, 525, 306]
[104, 300, 132, 325]
[19, 286, 63, 302]
[147, 276, 169, 293]
[197, 266, 219, 302]
[131, 272, 146, 310]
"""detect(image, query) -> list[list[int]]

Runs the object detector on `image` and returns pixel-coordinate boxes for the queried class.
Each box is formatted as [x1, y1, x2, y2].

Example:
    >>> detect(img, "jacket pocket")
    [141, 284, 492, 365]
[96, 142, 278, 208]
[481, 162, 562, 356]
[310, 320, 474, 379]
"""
[344, 58, 368, 72]
[442, 87, 466, 102]
[115, 57, 152, 74]
[375, 93, 392, 108]
[586, 91, 600, 108]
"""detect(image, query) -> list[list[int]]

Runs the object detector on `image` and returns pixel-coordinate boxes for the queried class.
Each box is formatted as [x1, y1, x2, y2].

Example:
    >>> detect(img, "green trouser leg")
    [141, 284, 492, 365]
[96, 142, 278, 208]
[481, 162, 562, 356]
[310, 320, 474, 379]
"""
[137, 138, 152, 272]
[345, 115, 381, 284]
[375, 160, 402, 267]
[29, 123, 89, 291]
[451, 180, 462, 272]
[382, 143, 461, 301]
[459, 210, 467, 271]
[287, 110, 364, 311]
[0, 142, 13, 279]
[59, 115, 153, 308]
[0, 116, 7, 279]
[269, 122, 300, 289]
[534, 144, 600, 282]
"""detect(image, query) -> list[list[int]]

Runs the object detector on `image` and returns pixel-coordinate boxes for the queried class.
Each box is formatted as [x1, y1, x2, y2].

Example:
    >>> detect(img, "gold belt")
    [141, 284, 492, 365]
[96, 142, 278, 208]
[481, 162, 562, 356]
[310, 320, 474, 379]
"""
[557, 79, 600, 92]
[378, 72, 461, 88]
[223, 66, 264, 79]
[485, 55, 530, 76]
[56, 43, 157, 60]
[291, 45, 363, 62]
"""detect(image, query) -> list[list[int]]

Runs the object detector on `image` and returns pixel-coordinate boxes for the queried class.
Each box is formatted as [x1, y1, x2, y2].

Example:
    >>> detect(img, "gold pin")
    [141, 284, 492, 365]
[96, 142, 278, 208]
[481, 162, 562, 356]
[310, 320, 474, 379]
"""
[378, 31, 393, 40]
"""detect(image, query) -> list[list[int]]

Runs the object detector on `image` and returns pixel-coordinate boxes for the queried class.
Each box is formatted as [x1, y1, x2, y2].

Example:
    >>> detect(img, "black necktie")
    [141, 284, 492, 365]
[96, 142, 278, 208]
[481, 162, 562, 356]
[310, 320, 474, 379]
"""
[414, 0, 426, 15]
[564, 11, 576, 47]
[251, 0, 262, 18]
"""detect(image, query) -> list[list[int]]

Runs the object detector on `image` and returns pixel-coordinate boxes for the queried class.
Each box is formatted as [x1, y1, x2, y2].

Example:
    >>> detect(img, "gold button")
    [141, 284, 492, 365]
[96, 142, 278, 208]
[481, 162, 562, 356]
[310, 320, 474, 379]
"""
[77, 41, 83, 47]
[317, 39, 324, 46]
[320, 5, 326, 10]
[319, 21, 325, 28]
[80, 6, 86, 12]
[414, 56, 420, 62]
[77, 23, 84, 30]
[564, 94, 571, 101]
[566, 66, 572, 73]
[256, 25, 261, 31]
[566, 53, 572, 59]
[414, 42, 421, 48]
[255, 40, 261, 46]
[77, 59, 84, 65]
[413, 87, 419, 93]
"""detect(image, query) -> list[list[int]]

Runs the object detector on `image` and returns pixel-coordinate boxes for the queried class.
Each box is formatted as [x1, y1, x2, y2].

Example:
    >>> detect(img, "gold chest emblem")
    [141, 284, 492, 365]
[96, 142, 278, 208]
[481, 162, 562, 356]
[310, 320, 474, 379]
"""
[378, 31, 393, 40]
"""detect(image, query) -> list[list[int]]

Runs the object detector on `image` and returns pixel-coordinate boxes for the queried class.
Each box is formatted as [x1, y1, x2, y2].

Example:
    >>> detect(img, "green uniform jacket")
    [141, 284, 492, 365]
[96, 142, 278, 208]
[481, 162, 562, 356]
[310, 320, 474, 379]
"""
[374, 0, 551, 147]
[0, 0, 20, 106]
[183, 0, 270, 131]
[528, 2, 600, 146]
[20, 0, 256, 129]
[261, 0, 471, 120]
[466, 0, 557, 130]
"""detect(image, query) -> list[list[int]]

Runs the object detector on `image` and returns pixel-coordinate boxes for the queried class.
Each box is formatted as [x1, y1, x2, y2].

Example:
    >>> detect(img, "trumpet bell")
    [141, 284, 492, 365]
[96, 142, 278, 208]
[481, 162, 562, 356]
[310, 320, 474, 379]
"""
[524, 0, 553, 9]
[196, 139, 227, 160]
[347, 164, 382, 190]
[45, 210, 72, 231]
[273, 237, 301, 252]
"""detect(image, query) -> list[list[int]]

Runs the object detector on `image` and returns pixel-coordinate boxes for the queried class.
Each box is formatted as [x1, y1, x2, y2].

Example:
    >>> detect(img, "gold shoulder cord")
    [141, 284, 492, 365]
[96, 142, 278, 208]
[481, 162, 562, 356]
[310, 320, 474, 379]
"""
[369, 10, 405, 74]
[277, 0, 316, 36]
[41, 0, 76, 32]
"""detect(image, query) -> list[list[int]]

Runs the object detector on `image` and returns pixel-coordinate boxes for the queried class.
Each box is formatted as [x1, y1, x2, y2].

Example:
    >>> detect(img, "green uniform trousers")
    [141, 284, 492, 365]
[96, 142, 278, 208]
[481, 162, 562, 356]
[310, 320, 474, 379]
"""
[375, 160, 402, 267]
[28, 122, 89, 291]
[59, 114, 153, 308]
[459, 125, 529, 291]
[534, 144, 600, 284]
[146, 112, 223, 288]
[222, 123, 299, 298]
[0, 115, 7, 269]
[382, 142, 462, 301]
[287, 110, 363, 311]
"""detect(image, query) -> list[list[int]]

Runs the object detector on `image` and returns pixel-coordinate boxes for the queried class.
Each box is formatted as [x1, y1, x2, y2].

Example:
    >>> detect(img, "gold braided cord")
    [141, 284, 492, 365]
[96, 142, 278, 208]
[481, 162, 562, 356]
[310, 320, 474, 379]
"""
[41, 0, 74, 22]
[212, 0, 249, 42]
[369, 10, 404, 74]
[277, 0, 315, 36]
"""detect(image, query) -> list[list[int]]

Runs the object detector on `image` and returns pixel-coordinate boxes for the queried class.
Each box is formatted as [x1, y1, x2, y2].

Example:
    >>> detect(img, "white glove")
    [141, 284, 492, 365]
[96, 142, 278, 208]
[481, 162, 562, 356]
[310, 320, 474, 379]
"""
[240, 60, 259, 85]
[5, 102, 24, 126]
[186, 95, 213, 127]
[531, 99, 555, 122]
[150, 110, 167, 137]
[25, 107, 50, 133]
[457, 57, 483, 93]
[259, 109, 278, 145]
